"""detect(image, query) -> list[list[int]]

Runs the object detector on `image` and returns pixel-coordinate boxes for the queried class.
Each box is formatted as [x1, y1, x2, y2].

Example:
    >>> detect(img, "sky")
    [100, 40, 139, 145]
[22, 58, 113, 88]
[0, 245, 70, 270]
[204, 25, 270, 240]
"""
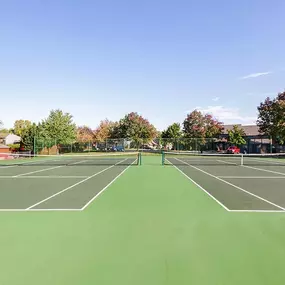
[0, 0, 285, 131]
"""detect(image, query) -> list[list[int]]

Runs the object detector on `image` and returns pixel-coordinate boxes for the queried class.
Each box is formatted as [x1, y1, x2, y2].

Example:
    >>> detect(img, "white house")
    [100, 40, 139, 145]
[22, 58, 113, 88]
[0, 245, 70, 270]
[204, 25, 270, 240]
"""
[4, 134, 21, 145]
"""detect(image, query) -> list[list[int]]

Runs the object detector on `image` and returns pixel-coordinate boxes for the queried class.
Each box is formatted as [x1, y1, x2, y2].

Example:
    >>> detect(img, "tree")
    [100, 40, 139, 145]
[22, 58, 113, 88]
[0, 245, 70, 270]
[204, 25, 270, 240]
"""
[21, 123, 39, 151]
[228, 125, 246, 146]
[161, 123, 182, 139]
[13, 120, 31, 136]
[183, 110, 223, 138]
[115, 112, 157, 146]
[257, 91, 285, 144]
[94, 119, 117, 142]
[76, 126, 95, 143]
[161, 123, 182, 150]
[39, 109, 76, 144]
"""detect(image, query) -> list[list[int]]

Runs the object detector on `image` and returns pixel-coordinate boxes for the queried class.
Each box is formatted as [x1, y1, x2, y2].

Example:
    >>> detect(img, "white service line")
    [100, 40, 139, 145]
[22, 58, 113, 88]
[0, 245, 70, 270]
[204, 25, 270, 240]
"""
[242, 165, 285, 176]
[14, 165, 64, 177]
[166, 159, 230, 211]
[26, 158, 128, 210]
[0, 175, 89, 179]
[218, 176, 285, 179]
[247, 157, 285, 165]
[81, 161, 136, 210]
[229, 209, 285, 213]
[0, 208, 82, 212]
[174, 157, 285, 211]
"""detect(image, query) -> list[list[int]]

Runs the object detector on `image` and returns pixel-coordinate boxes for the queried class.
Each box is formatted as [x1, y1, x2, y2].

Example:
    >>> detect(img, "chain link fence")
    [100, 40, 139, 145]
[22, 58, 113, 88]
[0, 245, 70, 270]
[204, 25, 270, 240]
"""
[32, 136, 284, 155]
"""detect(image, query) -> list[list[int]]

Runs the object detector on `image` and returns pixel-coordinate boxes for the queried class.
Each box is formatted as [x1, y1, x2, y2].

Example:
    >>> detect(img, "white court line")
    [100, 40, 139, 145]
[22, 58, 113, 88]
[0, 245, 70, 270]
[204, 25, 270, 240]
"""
[166, 159, 230, 211]
[174, 157, 285, 211]
[216, 159, 237, 165]
[26, 158, 129, 210]
[0, 208, 82, 212]
[0, 165, 19, 169]
[247, 157, 285, 165]
[14, 165, 64, 177]
[0, 175, 89, 179]
[12, 158, 92, 177]
[68, 160, 89, 165]
[81, 160, 136, 210]
[0, 158, 59, 168]
[219, 175, 285, 179]
[229, 209, 285, 213]
[29, 208, 82, 211]
[242, 165, 285, 176]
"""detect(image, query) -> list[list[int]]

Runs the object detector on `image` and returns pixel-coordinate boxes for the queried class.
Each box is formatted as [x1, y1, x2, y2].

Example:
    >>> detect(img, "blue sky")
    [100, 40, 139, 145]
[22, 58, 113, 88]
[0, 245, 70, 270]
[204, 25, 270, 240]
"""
[0, 0, 284, 131]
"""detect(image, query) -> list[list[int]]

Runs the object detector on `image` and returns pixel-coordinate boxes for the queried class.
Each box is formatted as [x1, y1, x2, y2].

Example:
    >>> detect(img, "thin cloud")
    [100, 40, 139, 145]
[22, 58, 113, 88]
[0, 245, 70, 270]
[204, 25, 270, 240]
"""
[240, 71, 272, 80]
[197, 106, 257, 125]
[212, 97, 220, 102]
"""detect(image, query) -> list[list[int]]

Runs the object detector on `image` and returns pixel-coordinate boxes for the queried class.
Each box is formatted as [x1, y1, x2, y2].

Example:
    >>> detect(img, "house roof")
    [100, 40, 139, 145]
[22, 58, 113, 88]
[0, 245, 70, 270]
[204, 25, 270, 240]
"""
[0, 144, 9, 149]
[223, 125, 261, 136]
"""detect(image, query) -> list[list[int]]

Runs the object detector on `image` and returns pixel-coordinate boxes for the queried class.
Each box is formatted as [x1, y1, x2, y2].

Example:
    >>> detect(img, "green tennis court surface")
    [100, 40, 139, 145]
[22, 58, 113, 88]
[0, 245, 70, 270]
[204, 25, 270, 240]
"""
[1, 155, 285, 284]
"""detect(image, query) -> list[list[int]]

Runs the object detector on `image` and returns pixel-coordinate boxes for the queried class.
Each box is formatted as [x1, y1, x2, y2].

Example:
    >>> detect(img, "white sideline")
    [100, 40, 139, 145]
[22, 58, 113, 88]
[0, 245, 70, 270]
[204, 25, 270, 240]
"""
[26, 158, 129, 210]
[174, 157, 285, 211]
[81, 160, 136, 210]
[12, 158, 93, 177]
[166, 159, 230, 211]
[14, 165, 64, 177]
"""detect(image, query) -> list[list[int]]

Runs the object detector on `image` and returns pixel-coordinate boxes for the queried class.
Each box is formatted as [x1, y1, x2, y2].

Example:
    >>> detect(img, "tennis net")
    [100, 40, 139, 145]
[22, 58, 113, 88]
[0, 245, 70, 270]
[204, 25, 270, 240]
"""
[0, 152, 140, 166]
[162, 151, 285, 166]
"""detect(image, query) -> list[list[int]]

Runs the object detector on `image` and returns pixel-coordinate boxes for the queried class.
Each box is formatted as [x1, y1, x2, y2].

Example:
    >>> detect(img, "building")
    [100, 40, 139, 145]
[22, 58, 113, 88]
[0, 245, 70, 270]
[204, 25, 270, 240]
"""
[0, 134, 21, 145]
[221, 124, 275, 153]
[0, 144, 10, 153]
[222, 124, 260, 136]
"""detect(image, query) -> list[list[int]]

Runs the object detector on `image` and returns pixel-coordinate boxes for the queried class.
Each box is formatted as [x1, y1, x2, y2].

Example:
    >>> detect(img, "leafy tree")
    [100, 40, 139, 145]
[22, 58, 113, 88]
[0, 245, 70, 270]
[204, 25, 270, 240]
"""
[94, 119, 117, 142]
[13, 120, 31, 136]
[161, 123, 182, 139]
[39, 109, 76, 144]
[183, 110, 205, 138]
[257, 91, 285, 144]
[228, 125, 246, 146]
[0, 128, 10, 134]
[21, 123, 39, 151]
[161, 123, 182, 150]
[115, 112, 157, 147]
[183, 110, 223, 138]
[76, 126, 95, 143]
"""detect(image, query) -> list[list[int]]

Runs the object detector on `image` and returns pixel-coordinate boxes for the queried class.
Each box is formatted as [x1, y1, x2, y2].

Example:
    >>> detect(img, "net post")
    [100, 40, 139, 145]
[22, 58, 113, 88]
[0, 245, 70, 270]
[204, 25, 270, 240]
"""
[241, 154, 244, 166]
[33, 136, 36, 157]
[139, 152, 142, 165]
[162, 151, 165, 165]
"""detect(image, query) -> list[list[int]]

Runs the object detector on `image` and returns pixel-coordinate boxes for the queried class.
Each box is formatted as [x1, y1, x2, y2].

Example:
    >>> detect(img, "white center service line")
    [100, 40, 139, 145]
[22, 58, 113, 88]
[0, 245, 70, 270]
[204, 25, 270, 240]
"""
[216, 159, 237, 165]
[26, 158, 128, 210]
[173, 157, 285, 211]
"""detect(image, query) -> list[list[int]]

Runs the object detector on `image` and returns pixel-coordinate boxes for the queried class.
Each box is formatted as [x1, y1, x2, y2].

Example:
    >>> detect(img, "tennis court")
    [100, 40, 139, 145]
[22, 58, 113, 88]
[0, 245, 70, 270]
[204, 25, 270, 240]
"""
[163, 152, 285, 212]
[0, 152, 139, 211]
[1, 151, 285, 212]
[1, 152, 285, 285]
